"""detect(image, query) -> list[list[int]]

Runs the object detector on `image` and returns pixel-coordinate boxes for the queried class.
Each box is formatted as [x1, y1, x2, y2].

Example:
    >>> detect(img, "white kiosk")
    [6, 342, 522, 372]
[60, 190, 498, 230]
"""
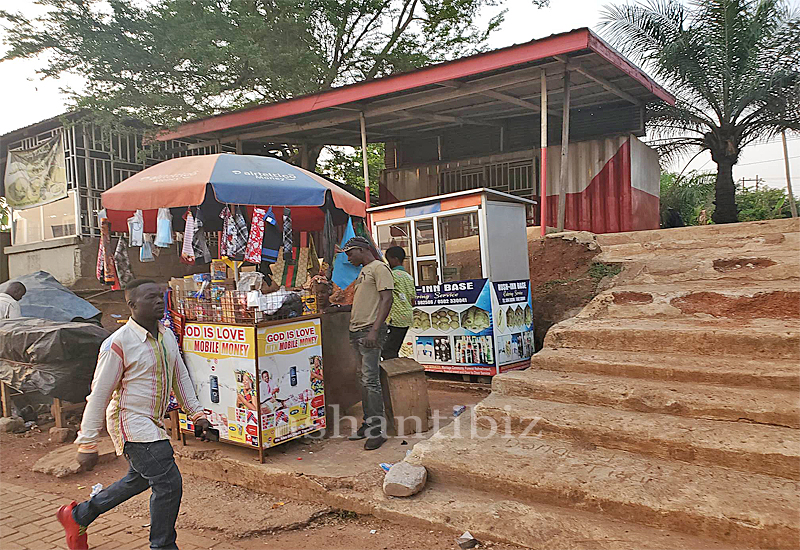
[370, 189, 535, 376]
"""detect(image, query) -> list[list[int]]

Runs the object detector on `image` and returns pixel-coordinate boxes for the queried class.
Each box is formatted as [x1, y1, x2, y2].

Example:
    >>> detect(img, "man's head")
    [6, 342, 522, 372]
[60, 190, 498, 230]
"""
[125, 279, 164, 323]
[385, 246, 406, 269]
[343, 236, 374, 267]
[4, 282, 26, 302]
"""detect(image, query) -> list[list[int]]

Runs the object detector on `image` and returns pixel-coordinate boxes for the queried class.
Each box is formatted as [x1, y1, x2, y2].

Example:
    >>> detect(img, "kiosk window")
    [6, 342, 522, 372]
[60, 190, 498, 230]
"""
[377, 222, 413, 273]
[438, 212, 482, 282]
[417, 259, 439, 286]
[415, 218, 436, 257]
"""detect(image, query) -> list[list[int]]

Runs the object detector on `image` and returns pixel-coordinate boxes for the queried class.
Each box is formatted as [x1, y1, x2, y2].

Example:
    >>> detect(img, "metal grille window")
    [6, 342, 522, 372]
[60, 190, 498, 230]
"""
[439, 158, 538, 198]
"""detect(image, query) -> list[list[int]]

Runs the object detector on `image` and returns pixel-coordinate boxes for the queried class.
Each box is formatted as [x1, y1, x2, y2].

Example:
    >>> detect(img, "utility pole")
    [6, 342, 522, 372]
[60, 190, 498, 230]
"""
[781, 130, 798, 218]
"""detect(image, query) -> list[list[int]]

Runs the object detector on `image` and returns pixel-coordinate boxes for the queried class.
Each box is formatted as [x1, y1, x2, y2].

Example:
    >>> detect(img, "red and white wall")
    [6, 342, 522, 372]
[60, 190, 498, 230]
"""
[541, 134, 660, 233]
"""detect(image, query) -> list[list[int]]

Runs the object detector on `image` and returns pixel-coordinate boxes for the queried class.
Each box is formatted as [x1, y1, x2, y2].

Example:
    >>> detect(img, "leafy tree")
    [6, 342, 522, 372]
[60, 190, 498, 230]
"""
[0, 197, 9, 231]
[1, 0, 547, 137]
[601, 0, 800, 224]
[318, 144, 385, 199]
[737, 186, 793, 220]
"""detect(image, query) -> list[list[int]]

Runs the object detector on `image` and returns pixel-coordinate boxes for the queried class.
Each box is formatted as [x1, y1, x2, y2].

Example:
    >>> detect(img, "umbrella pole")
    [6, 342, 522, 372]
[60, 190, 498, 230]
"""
[359, 112, 372, 230]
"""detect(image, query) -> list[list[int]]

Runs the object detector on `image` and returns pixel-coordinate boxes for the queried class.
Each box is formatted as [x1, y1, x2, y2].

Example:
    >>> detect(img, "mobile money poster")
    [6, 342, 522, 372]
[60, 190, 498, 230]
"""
[181, 324, 261, 447]
[257, 318, 325, 448]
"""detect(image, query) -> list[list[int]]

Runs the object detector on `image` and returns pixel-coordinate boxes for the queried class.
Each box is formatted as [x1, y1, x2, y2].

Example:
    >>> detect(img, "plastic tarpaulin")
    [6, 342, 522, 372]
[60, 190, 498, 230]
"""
[0, 318, 109, 403]
[0, 271, 101, 323]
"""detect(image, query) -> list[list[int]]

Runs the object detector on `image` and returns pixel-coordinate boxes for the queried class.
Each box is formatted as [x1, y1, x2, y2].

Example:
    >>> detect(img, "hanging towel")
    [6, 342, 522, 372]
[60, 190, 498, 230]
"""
[322, 207, 336, 268]
[114, 236, 134, 289]
[140, 234, 155, 262]
[245, 207, 267, 264]
[261, 207, 282, 264]
[181, 210, 196, 264]
[100, 218, 120, 289]
[230, 206, 249, 259]
[96, 236, 105, 282]
[155, 208, 174, 247]
[219, 206, 234, 257]
[193, 208, 212, 265]
[282, 207, 293, 263]
[127, 210, 144, 247]
[271, 233, 318, 288]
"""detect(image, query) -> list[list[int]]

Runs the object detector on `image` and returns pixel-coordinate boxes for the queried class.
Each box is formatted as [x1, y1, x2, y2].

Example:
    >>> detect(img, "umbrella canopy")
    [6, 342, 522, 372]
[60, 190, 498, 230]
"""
[102, 153, 366, 217]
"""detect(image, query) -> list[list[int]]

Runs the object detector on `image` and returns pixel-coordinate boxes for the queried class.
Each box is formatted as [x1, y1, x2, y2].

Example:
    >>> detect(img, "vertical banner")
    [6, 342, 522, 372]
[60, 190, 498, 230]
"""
[181, 324, 260, 446]
[4, 134, 68, 209]
[257, 318, 325, 448]
[491, 280, 534, 372]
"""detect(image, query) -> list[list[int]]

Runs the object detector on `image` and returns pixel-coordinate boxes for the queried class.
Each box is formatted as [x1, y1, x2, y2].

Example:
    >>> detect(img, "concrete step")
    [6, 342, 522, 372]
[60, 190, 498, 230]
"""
[474, 393, 800, 479]
[369, 479, 735, 550]
[544, 318, 800, 359]
[492, 369, 799, 428]
[595, 218, 799, 247]
[530, 347, 800, 391]
[409, 416, 800, 549]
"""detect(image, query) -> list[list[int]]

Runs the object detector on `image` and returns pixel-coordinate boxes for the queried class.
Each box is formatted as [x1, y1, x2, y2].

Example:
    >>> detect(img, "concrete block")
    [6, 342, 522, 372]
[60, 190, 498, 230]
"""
[383, 461, 427, 497]
[380, 358, 431, 437]
[32, 439, 117, 477]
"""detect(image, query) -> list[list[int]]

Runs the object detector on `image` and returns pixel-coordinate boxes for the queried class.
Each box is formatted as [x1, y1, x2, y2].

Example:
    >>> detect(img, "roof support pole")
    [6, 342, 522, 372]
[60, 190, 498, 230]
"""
[557, 68, 571, 232]
[359, 112, 372, 228]
[539, 68, 548, 237]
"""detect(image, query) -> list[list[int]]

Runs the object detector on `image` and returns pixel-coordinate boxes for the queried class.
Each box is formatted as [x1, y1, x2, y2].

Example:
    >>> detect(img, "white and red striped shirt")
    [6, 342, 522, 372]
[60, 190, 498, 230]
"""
[76, 318, 205, 455]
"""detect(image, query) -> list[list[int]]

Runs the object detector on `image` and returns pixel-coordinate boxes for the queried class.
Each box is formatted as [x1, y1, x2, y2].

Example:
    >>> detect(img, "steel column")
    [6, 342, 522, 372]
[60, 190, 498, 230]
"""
[540, 69, 548, 236]
[360, 112, 372, 228]
[557, 68, 571, 231]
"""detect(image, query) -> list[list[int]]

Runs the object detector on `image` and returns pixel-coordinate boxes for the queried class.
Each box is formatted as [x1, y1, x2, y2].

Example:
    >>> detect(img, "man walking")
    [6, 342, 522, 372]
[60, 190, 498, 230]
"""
[57, 279, 212, 550]
[329, 236, 393, 450]
[383, 246, 415, 360]
[0, 281, 26, 319]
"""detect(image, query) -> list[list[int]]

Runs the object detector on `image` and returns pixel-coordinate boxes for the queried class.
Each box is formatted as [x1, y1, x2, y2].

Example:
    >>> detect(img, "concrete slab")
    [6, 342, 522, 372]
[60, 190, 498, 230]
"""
[32, 439, 117, 478]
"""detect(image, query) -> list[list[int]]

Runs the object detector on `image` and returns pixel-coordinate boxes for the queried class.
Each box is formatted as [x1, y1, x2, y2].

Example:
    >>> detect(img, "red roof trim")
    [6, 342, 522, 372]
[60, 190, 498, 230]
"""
[159, 28, 673, 141]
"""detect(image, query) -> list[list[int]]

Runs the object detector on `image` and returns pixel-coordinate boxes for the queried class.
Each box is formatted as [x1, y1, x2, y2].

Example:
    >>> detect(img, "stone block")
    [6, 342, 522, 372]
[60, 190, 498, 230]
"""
[49, 427, 77, 444]
[383, 461, 427, 497]
[0, 416, 25, 433]
[32, 439, 117, 478]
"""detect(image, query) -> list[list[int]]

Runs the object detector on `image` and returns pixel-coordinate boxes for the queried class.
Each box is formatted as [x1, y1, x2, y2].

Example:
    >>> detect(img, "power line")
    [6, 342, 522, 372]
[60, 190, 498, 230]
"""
[736, 155, 800, 167]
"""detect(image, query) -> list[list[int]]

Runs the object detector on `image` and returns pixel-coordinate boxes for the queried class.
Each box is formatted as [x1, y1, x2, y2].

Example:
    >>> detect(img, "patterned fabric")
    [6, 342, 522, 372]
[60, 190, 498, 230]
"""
[113, 236, 134, 289]
[181, 210, 195, 264]
[282, 207, 293, 263]
[245, 207, 267, 263]
[192, 208, 212, 265]
[101, 218, 120, 289]
[261, 207, 281, 264]
[231, 206, 249, 258]
[219, 206, 234, 257]
[96, 235, 105, 282]
[271, 233, 319, 288]
[75, 319, 205, 455]
[389, 266, 415, 328]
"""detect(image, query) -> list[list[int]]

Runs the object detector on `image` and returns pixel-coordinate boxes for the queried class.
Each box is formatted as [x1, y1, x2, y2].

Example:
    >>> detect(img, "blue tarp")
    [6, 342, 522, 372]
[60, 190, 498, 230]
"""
[0, 271, 102, 323]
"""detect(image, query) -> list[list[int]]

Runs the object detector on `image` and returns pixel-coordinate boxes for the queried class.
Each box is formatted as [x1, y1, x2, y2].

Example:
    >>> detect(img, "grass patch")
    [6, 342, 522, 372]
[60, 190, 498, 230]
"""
[588, 262, 622, 281]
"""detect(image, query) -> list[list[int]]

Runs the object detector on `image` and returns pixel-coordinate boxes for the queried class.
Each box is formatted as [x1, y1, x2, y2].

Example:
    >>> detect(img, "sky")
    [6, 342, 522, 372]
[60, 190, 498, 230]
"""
[0, 0, 797, 191]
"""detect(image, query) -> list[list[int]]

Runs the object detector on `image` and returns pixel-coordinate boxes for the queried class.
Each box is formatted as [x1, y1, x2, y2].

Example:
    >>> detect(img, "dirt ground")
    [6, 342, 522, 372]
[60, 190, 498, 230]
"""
[527, 235, 606, 349]
[0, 386, 517, 550]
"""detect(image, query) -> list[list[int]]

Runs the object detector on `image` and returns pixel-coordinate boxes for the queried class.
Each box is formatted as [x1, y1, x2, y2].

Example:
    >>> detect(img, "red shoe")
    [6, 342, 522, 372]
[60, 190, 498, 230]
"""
[56, 501, 88, 550]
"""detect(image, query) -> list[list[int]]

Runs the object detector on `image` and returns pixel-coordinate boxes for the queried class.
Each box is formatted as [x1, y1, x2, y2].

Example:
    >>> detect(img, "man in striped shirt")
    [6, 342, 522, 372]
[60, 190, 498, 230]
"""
[57, 279, 212, 550]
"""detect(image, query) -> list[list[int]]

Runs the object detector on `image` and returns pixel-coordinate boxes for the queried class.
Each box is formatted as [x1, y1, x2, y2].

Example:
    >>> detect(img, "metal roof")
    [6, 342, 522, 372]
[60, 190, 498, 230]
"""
[159, 28, 673, 147]
[368, 188, 536, 212]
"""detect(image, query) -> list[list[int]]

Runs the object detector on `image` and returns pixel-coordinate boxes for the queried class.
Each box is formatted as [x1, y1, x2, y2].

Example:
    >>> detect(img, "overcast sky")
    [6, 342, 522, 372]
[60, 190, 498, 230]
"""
[1, 0, 797, 190]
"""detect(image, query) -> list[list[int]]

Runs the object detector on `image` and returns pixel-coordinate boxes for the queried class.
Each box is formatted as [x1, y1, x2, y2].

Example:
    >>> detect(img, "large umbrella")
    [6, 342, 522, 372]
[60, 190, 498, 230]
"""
[102, 154, 365, 232]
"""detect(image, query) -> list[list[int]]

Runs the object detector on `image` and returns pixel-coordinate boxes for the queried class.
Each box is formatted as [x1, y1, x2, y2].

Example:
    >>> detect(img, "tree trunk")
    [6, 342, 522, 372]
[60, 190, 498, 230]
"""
[712, 157, 738, 224]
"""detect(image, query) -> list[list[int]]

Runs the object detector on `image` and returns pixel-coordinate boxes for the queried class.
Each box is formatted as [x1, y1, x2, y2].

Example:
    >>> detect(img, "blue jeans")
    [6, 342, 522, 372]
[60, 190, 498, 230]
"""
[350, 326, 387, 434]
[73, 440, 182, 550]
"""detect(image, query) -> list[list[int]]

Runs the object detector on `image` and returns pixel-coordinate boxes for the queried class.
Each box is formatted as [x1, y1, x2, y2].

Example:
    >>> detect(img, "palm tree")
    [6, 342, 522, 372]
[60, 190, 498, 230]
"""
[600, 0, 800, 223]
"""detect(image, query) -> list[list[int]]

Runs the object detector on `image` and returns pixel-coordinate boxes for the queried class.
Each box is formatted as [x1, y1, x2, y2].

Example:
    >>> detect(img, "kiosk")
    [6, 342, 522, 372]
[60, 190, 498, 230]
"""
[370, 189, 535, 376]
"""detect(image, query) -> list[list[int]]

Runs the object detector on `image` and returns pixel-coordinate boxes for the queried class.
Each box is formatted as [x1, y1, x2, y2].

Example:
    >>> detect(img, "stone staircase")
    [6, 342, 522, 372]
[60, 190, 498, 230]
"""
[407, 218, 800, 549]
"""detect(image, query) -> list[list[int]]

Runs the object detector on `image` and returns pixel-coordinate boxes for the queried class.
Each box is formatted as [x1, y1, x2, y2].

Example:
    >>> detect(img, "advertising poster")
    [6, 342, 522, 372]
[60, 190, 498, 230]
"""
[181, 324, 260, 447]
[257, 318, 325, 448]
[4, 134, 68, 209]
[492, 280, 534, 372]
[405, 279, 497, 376]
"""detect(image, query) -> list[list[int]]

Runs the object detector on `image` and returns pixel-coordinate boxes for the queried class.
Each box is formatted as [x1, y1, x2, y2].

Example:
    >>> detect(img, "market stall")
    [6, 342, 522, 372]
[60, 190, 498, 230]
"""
[370, 189, 535, 377]
[102, 153, 366, 461]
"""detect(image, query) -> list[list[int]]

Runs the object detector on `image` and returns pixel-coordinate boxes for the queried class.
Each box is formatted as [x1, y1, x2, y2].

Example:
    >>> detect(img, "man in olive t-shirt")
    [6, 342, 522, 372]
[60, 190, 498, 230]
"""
[331, 236, 393, 451]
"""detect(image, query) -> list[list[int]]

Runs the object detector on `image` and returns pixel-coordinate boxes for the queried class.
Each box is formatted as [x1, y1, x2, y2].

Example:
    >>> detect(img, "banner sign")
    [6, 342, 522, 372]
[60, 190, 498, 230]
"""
[492, 279, 534, 369]
[4, 134, 68, 210]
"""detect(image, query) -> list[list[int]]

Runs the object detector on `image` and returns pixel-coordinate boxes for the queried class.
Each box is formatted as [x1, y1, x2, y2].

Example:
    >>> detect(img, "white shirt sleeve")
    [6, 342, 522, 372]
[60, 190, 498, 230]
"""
[172, 351, 205, 421]
[75, 342, 124, 448]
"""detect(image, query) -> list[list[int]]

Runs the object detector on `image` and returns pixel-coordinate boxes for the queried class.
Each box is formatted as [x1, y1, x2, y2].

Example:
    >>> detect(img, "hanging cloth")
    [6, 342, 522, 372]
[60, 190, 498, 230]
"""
[271, 232, 317, 288]
[193, 208, 212, 265]
[230, 206, 249, 259]
[140, 234, 155, 263]
[127, 210, 144, 247]
[155, 208, 174, 247]
[219, 206, 234, 257]
[114, 236, 134, 289]
[322, 207, 336, 268]
[100, 218, 120, 289]
[245, 207, 267, 264]
[282, 207, 294, 263]
[181, 209, 196, 264]
[260, 207, 281, 264]
[96, 236, 105, 282]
